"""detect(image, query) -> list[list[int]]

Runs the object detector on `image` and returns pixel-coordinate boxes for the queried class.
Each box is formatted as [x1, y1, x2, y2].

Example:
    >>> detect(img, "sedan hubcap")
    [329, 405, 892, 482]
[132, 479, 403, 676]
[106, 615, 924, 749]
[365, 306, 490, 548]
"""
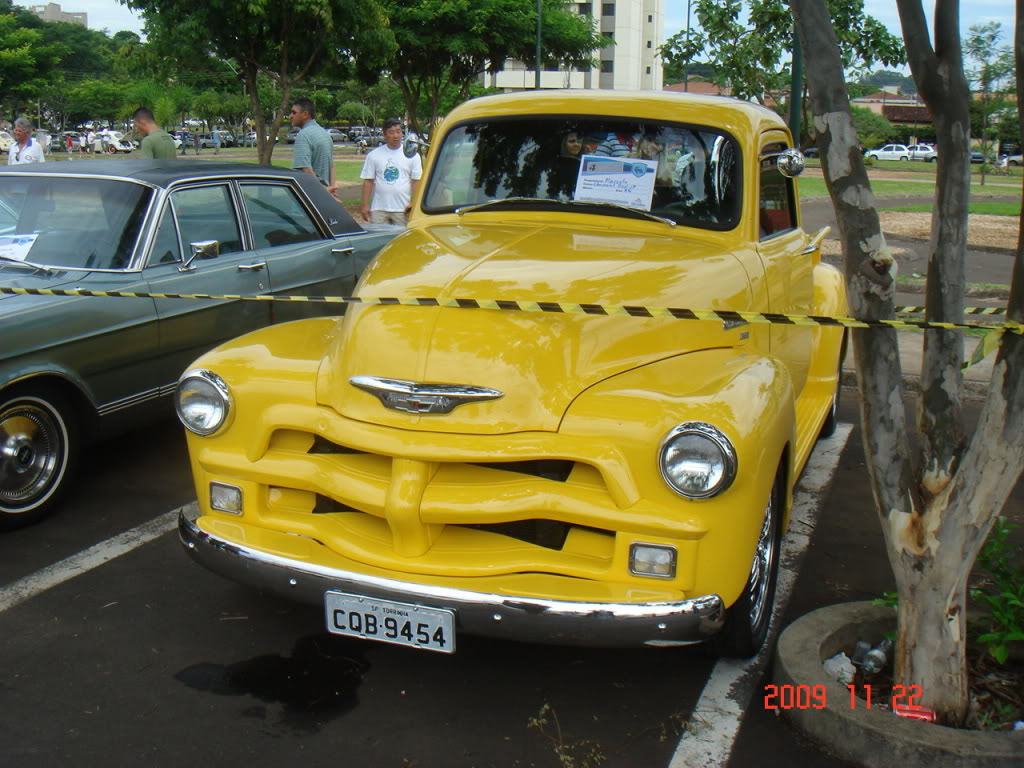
[0, 404, 61, 507]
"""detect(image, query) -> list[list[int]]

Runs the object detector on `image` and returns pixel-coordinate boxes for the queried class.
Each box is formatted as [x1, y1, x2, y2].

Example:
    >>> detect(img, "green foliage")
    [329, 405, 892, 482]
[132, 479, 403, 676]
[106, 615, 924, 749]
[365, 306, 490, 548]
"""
[872, 590, 899, 611]
[382, 0, 604, 135]
[662, 60, 716, 85]
[65, 78, 125, 123]
[128, 0, 396, 160]
[0, 5, 68, 109]
[970, 516, 1024, 666]
[850, 105, 895, 150]
[660, 0, 905, 103]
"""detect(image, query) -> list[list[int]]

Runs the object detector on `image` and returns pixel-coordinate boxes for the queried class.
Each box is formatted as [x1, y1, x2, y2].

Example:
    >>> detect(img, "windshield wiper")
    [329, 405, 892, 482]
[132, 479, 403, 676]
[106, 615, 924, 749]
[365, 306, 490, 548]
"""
[0, 254, 55, 275]
[454, 197, 677, 227]
[455, 197, 567, 215]
[570, 201, 677, 227]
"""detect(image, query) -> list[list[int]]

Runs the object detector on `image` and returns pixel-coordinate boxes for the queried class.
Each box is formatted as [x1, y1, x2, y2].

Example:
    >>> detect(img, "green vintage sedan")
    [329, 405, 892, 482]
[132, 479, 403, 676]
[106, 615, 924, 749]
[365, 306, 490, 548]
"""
[0, 160, 397, 529]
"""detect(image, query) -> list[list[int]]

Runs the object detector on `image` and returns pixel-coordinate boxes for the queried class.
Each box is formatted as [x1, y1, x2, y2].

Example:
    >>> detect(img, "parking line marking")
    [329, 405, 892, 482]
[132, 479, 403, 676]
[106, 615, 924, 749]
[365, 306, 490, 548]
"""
[0, 504, 195, 615]
[668, 424, 853, 768]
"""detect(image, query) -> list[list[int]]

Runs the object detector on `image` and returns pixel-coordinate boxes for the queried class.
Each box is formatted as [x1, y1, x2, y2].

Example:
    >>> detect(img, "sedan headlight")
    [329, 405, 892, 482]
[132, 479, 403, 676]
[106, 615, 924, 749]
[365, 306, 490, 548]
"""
[658, 422, 737, 499]
[176, 370, 231, 436]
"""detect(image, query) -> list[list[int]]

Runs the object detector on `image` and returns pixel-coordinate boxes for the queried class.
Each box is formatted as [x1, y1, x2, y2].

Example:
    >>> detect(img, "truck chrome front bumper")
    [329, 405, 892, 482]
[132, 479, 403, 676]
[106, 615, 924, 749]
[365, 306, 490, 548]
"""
[179, 512, 725, 648]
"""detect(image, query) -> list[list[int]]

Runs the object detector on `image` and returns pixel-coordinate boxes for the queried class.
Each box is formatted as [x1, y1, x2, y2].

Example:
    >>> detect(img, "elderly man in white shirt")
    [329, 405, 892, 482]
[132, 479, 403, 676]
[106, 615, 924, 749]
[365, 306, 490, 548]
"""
[8, 117, 45, 165]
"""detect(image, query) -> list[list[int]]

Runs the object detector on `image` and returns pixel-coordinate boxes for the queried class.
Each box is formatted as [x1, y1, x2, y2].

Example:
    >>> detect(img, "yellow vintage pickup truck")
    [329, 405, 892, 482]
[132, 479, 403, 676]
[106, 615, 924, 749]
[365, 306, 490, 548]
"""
[176, 90, 846, 657]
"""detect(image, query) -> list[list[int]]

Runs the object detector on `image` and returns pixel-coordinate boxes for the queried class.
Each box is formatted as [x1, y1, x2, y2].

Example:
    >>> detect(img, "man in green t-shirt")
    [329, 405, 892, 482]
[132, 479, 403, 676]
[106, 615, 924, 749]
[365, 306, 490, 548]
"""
[133, 107, 177, 160]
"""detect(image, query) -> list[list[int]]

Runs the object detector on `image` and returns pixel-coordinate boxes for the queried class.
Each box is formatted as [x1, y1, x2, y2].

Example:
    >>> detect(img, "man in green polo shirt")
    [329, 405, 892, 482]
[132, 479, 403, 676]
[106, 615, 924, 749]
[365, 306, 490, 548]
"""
[289, 98, 334, 187]
[133, 107, 177, 159]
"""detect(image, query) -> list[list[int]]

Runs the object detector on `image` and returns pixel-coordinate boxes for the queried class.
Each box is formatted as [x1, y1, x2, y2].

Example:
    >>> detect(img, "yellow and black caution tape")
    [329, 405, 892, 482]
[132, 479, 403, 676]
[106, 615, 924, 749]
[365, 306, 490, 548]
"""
[0, 285, 1016, 333]
[1, 286, 1016, 371]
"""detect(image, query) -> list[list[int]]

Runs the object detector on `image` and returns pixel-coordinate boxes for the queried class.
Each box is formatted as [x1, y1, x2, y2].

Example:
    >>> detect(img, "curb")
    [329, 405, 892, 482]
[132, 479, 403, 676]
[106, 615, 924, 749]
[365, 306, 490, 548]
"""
[774, 601, 1024, 767]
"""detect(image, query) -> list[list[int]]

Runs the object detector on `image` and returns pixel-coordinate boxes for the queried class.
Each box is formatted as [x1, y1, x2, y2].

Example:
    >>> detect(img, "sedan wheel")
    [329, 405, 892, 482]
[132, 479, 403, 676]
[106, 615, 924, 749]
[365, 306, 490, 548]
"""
[0, 388, 78, 529]
[714, 479, 782, 657]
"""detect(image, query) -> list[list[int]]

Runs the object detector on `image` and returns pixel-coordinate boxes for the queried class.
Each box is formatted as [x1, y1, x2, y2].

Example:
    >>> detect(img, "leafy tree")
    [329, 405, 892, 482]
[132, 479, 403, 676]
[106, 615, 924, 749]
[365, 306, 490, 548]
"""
[790, 0, 1024, 727]
[0, 5, 67, 114]
[661, 0, 905, 104]
[662, 59, 716, 85]
[849, 105, 895, 149]
[65, 78, 124, 125]
[382, 0, 604, 136]
[128, 0, 395, 162]
[965, 22, 1013, 182]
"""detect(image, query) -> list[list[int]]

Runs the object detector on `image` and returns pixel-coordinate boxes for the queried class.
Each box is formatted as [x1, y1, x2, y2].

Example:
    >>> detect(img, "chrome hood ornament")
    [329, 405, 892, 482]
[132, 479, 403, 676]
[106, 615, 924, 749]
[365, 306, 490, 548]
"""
[350, 376, 504, 415]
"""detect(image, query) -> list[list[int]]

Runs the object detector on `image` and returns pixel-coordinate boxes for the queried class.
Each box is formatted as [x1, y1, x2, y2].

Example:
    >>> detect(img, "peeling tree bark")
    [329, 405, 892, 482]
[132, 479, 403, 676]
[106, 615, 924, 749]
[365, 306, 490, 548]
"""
[791, 0, 1024, 726]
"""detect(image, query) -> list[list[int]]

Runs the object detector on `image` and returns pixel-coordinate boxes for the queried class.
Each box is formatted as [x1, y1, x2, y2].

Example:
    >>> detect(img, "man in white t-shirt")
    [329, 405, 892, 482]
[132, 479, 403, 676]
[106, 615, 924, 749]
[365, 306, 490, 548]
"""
[8, 118, 45, 165]
[358, 119, 422, 225]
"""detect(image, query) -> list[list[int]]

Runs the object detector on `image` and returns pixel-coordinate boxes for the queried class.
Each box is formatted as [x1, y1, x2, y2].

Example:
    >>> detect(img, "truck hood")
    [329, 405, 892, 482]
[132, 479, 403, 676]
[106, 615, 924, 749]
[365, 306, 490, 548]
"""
[318, 220, 754, 434]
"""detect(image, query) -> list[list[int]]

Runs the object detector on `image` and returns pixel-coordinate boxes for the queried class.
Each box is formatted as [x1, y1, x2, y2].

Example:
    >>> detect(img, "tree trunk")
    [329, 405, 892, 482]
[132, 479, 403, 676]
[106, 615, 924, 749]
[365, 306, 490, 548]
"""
[792, 0, 1024, 727]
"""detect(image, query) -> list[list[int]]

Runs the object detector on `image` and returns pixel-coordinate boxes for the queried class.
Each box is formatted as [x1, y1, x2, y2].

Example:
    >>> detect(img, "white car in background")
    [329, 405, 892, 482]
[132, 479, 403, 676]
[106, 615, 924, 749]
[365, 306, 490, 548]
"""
[907, 144, 937, 162]
[864, 143, 911, 161]
[0, 131, 14, 152]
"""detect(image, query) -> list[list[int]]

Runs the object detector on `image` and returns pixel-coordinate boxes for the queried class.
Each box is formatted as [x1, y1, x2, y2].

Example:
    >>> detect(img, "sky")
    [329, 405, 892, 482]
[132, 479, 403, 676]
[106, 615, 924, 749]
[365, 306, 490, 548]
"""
[27, 1, 1019, 48]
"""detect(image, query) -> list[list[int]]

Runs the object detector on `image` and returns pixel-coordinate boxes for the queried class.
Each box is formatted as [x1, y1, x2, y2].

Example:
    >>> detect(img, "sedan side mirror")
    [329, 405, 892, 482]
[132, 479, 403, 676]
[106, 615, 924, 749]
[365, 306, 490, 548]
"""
[180, 239, 220, 272]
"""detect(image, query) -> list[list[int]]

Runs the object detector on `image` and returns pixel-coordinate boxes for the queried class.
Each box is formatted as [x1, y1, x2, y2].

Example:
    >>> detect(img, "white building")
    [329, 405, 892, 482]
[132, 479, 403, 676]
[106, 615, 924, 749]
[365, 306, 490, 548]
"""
[27, 2, 87, 26]
[487, 1, 664, 92]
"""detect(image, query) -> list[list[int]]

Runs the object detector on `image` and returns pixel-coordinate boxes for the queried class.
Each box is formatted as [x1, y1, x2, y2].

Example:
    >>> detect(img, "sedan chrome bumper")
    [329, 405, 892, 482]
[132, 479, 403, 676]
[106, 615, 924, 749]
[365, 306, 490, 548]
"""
[179, 512, 725, 648]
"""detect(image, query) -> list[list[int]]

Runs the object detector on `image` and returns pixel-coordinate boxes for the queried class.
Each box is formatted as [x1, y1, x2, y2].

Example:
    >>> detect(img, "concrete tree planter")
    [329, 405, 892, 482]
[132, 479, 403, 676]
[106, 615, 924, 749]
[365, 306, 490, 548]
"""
[774, 601, 1024, 767]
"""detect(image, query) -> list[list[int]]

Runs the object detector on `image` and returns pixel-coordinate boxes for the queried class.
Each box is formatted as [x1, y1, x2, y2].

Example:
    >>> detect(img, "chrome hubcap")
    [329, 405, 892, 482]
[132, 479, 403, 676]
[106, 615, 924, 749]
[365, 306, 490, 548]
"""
[747, 493, 777, 630]
[0, 403, 61, 508]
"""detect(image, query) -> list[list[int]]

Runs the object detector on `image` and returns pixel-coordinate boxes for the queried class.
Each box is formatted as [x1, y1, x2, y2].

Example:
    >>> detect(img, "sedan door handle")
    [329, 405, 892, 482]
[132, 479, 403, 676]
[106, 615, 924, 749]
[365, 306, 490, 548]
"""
[331, 247, 354, 255]
[238, 262, 267, 271]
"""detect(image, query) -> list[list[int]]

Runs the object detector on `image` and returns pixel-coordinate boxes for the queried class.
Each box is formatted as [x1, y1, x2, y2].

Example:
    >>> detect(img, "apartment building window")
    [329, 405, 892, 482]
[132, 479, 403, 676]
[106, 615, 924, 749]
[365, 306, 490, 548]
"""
[602, 3, 615, 17]
[600, 60, 614, 73]
[647, 40, 652, 48]
[646, 66, 651, 74]
[578, 2, 592, 15]
[603, 32, 614, 43]
[648, 14, 653, 22]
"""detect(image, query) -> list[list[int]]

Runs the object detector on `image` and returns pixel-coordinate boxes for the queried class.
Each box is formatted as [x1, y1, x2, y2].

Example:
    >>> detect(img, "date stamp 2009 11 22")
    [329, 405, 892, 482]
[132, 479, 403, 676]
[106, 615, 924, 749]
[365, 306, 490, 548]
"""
[763, 684, 927, 712]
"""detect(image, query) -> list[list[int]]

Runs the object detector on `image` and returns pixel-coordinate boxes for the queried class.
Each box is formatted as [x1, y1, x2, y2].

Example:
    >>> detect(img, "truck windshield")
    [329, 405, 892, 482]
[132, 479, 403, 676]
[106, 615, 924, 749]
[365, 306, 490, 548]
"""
[423, 117, 741, 229]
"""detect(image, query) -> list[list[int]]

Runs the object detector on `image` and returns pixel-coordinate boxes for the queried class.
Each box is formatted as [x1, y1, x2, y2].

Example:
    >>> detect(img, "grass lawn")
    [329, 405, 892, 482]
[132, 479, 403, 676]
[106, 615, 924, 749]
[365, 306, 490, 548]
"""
[880, 201, 1021, 216]
[805, 158, 1024, 180]
[798, 176, 1022, 200]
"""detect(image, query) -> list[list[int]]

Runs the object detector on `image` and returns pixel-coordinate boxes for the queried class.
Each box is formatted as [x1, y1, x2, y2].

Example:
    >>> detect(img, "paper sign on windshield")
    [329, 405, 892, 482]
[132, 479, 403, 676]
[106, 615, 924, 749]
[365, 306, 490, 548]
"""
[574, 155, 658, 211]
[0, 234, 38, 262]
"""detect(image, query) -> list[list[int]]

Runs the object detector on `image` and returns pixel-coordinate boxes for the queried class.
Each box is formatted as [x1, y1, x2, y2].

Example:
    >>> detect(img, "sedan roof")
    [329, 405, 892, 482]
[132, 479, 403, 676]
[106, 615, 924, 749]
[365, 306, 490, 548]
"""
[0, 159, 309, 188]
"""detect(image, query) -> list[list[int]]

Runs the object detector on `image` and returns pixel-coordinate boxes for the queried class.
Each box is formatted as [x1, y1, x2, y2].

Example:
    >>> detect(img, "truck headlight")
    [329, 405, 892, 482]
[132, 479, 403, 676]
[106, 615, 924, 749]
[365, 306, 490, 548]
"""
[176, 369, 232, 436]
[658, 422, 736, 499]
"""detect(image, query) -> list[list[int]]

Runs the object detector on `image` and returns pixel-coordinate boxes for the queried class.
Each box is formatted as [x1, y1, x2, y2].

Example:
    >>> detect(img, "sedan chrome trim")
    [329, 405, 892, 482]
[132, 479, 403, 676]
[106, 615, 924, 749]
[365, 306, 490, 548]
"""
[96, 382, 177, 416]
[179, 513, 726, 648]
[350, 375, 503, 415]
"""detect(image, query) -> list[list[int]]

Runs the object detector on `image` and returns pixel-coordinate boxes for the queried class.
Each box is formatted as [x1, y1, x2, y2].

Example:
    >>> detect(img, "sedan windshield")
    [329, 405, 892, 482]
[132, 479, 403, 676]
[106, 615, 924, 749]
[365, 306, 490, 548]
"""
[0, 176, 153, 270]
[423, 117, 741, 229]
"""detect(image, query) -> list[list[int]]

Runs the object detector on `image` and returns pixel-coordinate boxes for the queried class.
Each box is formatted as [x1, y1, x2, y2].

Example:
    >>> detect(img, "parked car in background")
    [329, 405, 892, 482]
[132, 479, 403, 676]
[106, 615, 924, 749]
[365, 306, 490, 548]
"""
[907, 144, 937, 162]
[95, 129, 135, 153]
[177, 90, 847, 659]
[0, 132, 13, 152]
[864, 143, 910, 161]
[1007, 154, 1023, 167]
[284, 128, 300, 144]
[801, 145, 818, 158]
[970, 150, 986, 164]
[326, 128, 348, 143]
[0, 160, 400, 529]
[345, 125, 370, 142]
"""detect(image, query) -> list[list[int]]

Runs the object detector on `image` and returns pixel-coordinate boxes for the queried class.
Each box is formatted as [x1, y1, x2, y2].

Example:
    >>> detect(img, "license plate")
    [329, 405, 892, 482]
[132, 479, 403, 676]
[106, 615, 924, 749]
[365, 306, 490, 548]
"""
[324, 592, 456, 654]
